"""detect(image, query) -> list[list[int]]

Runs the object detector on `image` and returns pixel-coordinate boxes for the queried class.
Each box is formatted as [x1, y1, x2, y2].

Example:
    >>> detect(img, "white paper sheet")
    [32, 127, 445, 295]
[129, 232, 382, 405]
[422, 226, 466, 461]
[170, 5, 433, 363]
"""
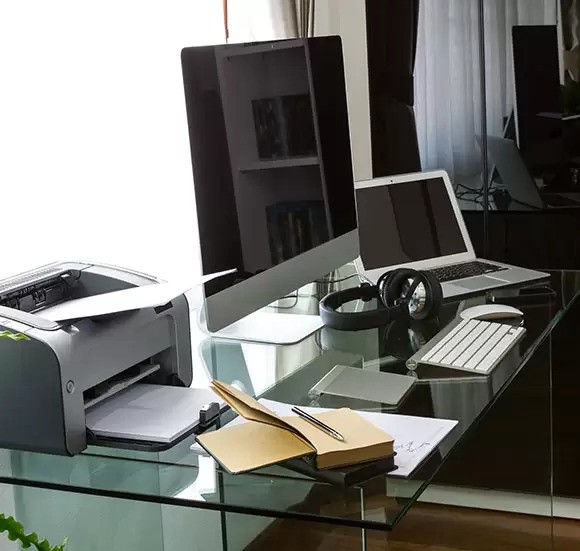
[41, 268, 235, 322]
[257, 399, 458, 478]
[86, 384, 223, 443]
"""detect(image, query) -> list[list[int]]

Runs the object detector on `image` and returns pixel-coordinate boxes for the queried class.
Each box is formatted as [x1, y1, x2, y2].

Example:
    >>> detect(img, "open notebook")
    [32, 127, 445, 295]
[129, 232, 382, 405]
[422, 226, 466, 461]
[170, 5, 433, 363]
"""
[196, 380, 394, 474]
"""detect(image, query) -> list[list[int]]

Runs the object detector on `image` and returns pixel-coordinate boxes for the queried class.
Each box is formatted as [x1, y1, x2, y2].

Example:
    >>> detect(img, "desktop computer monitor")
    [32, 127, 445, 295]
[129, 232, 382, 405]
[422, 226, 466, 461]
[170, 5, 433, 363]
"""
[181, 37, 359, 343]
[512, 25, 564, 176]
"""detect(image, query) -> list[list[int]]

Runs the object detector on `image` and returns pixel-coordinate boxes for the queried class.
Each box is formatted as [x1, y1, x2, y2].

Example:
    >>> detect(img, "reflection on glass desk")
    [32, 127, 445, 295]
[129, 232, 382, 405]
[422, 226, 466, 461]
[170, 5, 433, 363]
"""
[458, 193, 580, 212]
[455, 169, 580, 213]
[0, 270, 578, 532]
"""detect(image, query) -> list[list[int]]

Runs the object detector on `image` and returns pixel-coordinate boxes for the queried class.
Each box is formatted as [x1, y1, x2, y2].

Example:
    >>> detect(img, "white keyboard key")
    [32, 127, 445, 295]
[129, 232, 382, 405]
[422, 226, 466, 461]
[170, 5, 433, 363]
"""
[475, 327, 524, 373]
[463, 324, 512, 370]
[442, 322, 491, 365]
[428, 320, 482, 363]
[453, 324, 501, 367]
[422, 319, 472, 361]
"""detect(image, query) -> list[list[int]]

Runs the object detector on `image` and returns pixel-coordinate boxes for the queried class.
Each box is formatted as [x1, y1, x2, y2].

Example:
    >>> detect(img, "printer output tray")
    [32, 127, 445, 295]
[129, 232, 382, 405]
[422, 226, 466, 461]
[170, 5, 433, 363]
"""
[85, 384, 223, 452]
[87, 429, 198, 453]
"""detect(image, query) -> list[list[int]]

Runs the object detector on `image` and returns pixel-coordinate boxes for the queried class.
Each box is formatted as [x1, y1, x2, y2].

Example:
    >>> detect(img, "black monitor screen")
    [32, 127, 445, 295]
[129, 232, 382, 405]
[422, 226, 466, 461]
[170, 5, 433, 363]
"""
[356, 177, 467, 270]
[181, 38, 357, 297]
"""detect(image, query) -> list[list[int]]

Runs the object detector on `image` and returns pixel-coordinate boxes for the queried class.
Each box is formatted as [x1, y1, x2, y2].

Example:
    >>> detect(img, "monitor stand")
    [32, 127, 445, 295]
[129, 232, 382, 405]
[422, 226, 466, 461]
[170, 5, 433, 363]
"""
[211, 311, 324, 345]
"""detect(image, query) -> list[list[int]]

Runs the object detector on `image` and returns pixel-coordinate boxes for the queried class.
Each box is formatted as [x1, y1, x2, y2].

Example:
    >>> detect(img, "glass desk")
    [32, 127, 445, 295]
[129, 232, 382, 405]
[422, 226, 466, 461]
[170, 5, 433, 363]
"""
[0, 270, 578, 538]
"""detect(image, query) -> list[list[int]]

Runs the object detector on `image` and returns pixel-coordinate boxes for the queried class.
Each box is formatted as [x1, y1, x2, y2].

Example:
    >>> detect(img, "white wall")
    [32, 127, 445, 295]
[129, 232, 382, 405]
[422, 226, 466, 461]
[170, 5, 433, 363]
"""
[315, 0, 373, 182]
[0, 1, 225, 283]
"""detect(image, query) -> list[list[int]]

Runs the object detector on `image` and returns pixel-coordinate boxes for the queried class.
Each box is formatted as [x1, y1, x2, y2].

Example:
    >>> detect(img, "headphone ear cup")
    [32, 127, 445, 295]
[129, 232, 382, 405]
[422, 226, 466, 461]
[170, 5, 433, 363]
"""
[411, 271, 443, 321]
[380, 268, 419, 307]
[375, 270, 394, 305]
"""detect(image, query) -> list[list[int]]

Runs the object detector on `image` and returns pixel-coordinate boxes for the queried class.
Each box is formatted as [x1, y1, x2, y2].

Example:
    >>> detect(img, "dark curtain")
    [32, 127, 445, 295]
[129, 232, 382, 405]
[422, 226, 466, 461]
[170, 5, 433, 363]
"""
[366, 0, 421, 177]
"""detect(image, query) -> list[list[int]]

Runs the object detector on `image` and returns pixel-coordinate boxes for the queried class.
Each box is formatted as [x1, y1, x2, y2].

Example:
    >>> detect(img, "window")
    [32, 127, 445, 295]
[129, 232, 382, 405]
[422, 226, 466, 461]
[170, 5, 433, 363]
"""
[0, 1, 225, 281]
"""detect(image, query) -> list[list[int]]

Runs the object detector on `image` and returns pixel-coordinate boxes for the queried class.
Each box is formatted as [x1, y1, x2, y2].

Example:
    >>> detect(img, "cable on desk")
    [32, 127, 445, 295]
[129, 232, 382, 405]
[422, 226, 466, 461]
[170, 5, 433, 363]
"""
[275, 292, 299, 309]
[314, 273, 362, 284]
[455, 183, 485, 195]
[455, 181, 499, 197]
[314, 330, 323, 352]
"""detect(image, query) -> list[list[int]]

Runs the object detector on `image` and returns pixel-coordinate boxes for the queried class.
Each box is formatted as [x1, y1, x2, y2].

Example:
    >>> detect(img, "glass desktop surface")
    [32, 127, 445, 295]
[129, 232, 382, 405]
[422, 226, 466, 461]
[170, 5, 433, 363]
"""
[0, 269, 578, 532]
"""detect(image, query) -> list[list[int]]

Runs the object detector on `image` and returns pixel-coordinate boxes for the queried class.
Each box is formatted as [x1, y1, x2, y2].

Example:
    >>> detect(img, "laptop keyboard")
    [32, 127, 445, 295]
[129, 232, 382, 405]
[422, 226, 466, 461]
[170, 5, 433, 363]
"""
[428, 261, 508, 283]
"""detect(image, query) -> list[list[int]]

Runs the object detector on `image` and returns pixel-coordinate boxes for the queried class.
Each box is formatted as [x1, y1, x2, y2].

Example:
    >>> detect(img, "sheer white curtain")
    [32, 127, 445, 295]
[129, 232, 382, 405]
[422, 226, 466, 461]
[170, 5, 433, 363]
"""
[414, 0, 557, 182]
[0, 1, 225, 282]
[227, 0, 297, 41]
[414, 0, 482, 182]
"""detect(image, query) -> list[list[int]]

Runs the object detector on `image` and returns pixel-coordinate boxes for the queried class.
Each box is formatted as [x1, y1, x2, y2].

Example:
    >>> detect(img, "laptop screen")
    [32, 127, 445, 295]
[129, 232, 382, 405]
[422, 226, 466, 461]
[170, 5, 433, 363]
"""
[356, 177, 467, 270]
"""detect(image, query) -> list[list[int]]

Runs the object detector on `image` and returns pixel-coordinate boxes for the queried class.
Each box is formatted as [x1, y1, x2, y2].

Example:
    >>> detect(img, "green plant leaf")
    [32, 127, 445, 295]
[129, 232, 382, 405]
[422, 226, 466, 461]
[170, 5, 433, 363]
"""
[0, 514, 67, 551]
[0, 330, 30, 342]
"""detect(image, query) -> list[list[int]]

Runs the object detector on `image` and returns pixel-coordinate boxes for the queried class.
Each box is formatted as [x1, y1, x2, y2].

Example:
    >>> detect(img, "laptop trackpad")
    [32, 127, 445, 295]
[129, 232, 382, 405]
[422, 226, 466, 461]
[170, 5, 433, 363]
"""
[452, 276, 499, 291]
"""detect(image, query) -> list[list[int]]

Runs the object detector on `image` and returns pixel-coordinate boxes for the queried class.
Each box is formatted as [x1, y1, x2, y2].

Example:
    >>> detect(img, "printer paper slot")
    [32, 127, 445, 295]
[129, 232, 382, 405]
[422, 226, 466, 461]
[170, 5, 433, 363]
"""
[84, 363, 161, 409]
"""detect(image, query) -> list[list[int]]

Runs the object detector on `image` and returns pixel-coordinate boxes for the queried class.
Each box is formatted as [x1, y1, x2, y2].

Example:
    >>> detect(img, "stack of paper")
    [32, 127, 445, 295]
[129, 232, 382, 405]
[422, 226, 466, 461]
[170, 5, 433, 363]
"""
[86, 384, 222, 443]
[258, 399, 459, 478]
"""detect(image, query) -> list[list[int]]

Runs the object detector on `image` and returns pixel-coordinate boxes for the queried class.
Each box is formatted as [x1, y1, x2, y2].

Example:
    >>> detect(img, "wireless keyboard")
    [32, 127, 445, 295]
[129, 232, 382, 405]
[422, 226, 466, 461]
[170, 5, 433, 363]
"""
[406, 318, 526, 374]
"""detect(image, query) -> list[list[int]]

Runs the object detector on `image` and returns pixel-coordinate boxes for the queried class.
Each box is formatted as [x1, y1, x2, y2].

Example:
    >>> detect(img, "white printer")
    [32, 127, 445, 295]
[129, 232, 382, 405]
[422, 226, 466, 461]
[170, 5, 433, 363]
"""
[0, 261, 206, 455]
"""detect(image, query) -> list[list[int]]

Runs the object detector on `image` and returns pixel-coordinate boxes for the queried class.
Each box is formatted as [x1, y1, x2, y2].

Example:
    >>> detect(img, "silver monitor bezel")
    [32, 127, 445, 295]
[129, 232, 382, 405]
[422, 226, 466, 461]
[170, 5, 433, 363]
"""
[203, 229, 359, 332]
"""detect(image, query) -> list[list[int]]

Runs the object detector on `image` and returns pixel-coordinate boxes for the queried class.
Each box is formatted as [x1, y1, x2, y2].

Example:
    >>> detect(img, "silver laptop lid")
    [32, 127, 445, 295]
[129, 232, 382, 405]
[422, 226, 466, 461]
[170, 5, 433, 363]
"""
[354, 170, 476, 282]
[485, 136, 545, 209]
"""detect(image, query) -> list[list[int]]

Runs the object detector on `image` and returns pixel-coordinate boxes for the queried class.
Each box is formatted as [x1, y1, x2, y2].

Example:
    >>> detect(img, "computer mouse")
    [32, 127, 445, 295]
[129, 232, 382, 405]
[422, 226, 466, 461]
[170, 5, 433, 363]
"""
[460, 304, 524, 321]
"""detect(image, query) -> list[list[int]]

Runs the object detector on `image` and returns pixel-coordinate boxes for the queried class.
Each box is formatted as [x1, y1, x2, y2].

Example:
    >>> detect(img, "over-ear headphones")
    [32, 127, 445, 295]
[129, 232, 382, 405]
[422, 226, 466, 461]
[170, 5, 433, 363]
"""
[319, 268, 443, 331]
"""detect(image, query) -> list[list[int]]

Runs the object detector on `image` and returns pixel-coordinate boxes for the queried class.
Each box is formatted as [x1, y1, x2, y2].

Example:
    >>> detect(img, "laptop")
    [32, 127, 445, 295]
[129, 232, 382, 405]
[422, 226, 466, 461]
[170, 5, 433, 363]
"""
[486, 136, 580, 209]
[353, 170, 549, 299]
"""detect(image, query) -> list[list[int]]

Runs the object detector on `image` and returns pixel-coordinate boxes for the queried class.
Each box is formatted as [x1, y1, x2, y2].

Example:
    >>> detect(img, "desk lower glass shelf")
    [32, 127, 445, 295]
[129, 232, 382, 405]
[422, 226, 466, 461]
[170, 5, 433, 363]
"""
[0, 270, 578, 531]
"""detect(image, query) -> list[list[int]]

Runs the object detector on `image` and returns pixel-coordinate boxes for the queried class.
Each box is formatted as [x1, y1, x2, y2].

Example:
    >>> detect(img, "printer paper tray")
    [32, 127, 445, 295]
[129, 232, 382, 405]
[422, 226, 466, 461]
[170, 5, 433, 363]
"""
[85, 383, 224, 451]
[87, 428, 202, 453]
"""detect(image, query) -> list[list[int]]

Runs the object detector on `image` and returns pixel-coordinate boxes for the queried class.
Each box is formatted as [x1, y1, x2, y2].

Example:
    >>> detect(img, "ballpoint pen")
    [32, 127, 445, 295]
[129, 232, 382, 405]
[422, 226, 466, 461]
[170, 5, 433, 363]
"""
[291, 406, 345, 442]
